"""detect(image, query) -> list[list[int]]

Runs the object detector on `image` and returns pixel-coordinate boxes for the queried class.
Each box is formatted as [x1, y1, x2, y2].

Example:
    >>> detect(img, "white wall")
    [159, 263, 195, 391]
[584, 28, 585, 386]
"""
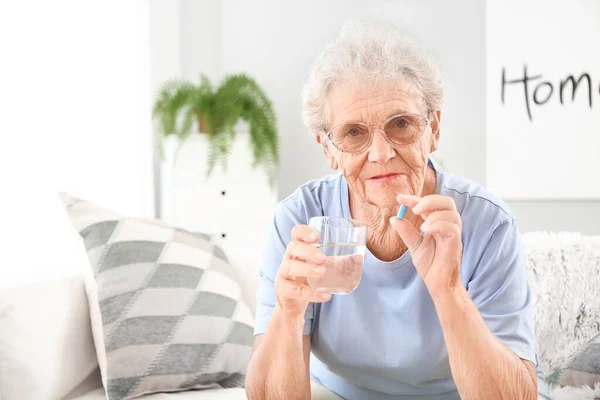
[148, 0, 224, 219]
[181, 0, 222, 83]
[148, 0, 183, 220]
[219, 0, 600, 235]
[0, 0, 155, 288]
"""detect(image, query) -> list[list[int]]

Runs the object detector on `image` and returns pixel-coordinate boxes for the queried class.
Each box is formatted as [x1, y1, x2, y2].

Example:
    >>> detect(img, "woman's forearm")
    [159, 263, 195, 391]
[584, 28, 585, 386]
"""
[245, 305, 311, 400]
[432, 286, 538, 400]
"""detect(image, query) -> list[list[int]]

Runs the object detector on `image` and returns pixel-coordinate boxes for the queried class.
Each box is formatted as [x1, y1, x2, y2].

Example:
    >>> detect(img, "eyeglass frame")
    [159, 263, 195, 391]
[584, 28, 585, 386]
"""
[320, 111, 433, 154]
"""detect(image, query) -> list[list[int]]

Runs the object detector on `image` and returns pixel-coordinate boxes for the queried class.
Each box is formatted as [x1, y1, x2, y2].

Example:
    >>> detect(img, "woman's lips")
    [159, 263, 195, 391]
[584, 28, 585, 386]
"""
[369, 173, 400, 182]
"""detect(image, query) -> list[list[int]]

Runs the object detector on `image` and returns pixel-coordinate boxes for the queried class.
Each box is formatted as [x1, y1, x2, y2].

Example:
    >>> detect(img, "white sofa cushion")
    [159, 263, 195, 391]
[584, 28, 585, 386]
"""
[74, 387, 247, 400]
[0, 274, 100, 400]
[73, 381, 344, 400]
[60, 192, 254, 400]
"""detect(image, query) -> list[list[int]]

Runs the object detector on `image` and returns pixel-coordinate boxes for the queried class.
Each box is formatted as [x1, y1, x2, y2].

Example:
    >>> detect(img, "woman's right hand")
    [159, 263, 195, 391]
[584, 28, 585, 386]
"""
[275, 224, 332, 318]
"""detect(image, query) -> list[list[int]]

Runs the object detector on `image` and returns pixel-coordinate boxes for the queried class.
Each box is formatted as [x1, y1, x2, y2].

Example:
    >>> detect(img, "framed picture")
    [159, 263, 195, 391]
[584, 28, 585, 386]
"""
[486, 0, 600, 199]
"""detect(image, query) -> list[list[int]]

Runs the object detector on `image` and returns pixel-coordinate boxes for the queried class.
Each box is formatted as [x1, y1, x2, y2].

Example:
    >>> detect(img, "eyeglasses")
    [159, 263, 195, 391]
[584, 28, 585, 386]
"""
[323, 112, 432, 154]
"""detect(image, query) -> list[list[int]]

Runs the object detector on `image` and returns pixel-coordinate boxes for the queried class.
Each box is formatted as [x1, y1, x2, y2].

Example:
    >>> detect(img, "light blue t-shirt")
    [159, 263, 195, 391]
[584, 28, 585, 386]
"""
[254, 162, 550, 399]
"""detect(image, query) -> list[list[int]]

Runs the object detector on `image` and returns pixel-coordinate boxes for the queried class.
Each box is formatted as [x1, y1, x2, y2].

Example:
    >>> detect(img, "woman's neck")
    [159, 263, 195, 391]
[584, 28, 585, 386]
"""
[349, 165, 438, 262]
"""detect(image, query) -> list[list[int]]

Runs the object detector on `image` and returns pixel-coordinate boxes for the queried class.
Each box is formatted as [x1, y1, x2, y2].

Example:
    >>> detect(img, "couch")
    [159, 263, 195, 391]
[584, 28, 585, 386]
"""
[0, 231, 598, 400]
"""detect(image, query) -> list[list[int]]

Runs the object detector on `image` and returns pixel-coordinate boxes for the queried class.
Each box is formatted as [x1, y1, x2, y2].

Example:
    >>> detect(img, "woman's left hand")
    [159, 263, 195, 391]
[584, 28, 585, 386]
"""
[389, 194, 463, 298]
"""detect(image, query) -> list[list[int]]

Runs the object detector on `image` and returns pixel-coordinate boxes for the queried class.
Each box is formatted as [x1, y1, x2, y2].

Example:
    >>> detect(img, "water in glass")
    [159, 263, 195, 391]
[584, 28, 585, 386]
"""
[308, 242, 366, 294]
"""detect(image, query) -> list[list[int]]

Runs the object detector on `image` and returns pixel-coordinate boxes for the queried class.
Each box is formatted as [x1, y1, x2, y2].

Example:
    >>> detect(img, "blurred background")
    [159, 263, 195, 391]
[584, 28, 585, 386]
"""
[0, 0, 598, 289]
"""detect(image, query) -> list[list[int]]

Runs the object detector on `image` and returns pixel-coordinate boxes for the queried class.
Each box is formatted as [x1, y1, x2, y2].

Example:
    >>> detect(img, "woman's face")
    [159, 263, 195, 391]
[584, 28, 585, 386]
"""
[319, 78, 440, 209]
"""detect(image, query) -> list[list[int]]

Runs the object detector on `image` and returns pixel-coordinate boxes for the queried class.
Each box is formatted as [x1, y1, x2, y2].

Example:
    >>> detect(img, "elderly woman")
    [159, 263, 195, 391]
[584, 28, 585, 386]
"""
[245, 22, 549, 400]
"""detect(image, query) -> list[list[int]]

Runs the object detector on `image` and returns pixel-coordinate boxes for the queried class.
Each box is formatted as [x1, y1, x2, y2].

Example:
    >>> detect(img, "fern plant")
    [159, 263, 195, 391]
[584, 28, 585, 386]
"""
[152, 74, 278, 185]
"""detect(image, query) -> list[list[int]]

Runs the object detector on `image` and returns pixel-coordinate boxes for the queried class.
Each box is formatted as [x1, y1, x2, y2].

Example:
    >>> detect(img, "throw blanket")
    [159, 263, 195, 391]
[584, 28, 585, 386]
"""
[522, 231, 600, 399]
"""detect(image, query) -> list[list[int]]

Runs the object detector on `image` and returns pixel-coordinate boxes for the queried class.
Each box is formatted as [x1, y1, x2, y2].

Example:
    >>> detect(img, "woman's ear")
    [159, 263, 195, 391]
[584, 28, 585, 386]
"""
[430, 110, 441, 152]
[316, 133, 339, 170]
[326, 148, 340, 170]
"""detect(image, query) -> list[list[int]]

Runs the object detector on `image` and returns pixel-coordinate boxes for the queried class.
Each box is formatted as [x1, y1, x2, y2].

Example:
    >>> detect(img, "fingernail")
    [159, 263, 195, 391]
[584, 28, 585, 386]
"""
[315, 266, 326, 275]
[309, 232, 318, 240]
[316, 252, 326, 261]
[321, 293, 332, 300]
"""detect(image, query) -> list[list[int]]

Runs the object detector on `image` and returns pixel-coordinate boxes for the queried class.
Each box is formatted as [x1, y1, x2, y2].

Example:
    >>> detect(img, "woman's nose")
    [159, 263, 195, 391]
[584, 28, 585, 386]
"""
[367, 130, 395, 163]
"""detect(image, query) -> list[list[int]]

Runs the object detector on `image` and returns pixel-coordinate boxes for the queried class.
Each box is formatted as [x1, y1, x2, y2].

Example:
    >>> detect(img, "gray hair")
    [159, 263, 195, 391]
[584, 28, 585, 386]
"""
[302, 21, 444, 135]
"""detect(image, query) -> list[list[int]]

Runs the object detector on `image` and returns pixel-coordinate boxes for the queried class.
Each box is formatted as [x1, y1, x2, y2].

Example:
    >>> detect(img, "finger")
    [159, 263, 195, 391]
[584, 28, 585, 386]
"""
[389, 217, 423, 251]
[279, 259, 326, 280]
[290, 224, 319, 243]
[285, 241, 326, 264]
[412, 195, 456, 215]
[421, 220, 461, 239]
[282, 280, 332, 303]
[395, 194, 421, 208]
[421, 210, 462, 231]
[351, 253, 364, 264]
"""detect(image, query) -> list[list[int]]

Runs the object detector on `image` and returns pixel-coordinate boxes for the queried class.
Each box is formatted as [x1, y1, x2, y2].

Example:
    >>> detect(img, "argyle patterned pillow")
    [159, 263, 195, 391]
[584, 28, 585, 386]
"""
[60, 192, 254, 400]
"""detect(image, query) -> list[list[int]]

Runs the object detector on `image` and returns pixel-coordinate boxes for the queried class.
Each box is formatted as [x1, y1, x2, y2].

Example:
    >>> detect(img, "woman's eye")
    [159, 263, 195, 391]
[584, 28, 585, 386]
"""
[348, 128, 361, 137]
[395, 118, 408, 128]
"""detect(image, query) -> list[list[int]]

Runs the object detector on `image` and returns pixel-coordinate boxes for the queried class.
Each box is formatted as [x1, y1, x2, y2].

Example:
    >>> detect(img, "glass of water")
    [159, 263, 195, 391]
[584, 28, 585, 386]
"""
[307, 216, 368, 294]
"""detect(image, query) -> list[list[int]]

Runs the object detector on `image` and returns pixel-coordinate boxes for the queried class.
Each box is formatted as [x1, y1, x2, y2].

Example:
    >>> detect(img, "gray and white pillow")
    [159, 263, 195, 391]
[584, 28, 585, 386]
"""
[60, 192, 254, 400]
[559, 333, 600, 389]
